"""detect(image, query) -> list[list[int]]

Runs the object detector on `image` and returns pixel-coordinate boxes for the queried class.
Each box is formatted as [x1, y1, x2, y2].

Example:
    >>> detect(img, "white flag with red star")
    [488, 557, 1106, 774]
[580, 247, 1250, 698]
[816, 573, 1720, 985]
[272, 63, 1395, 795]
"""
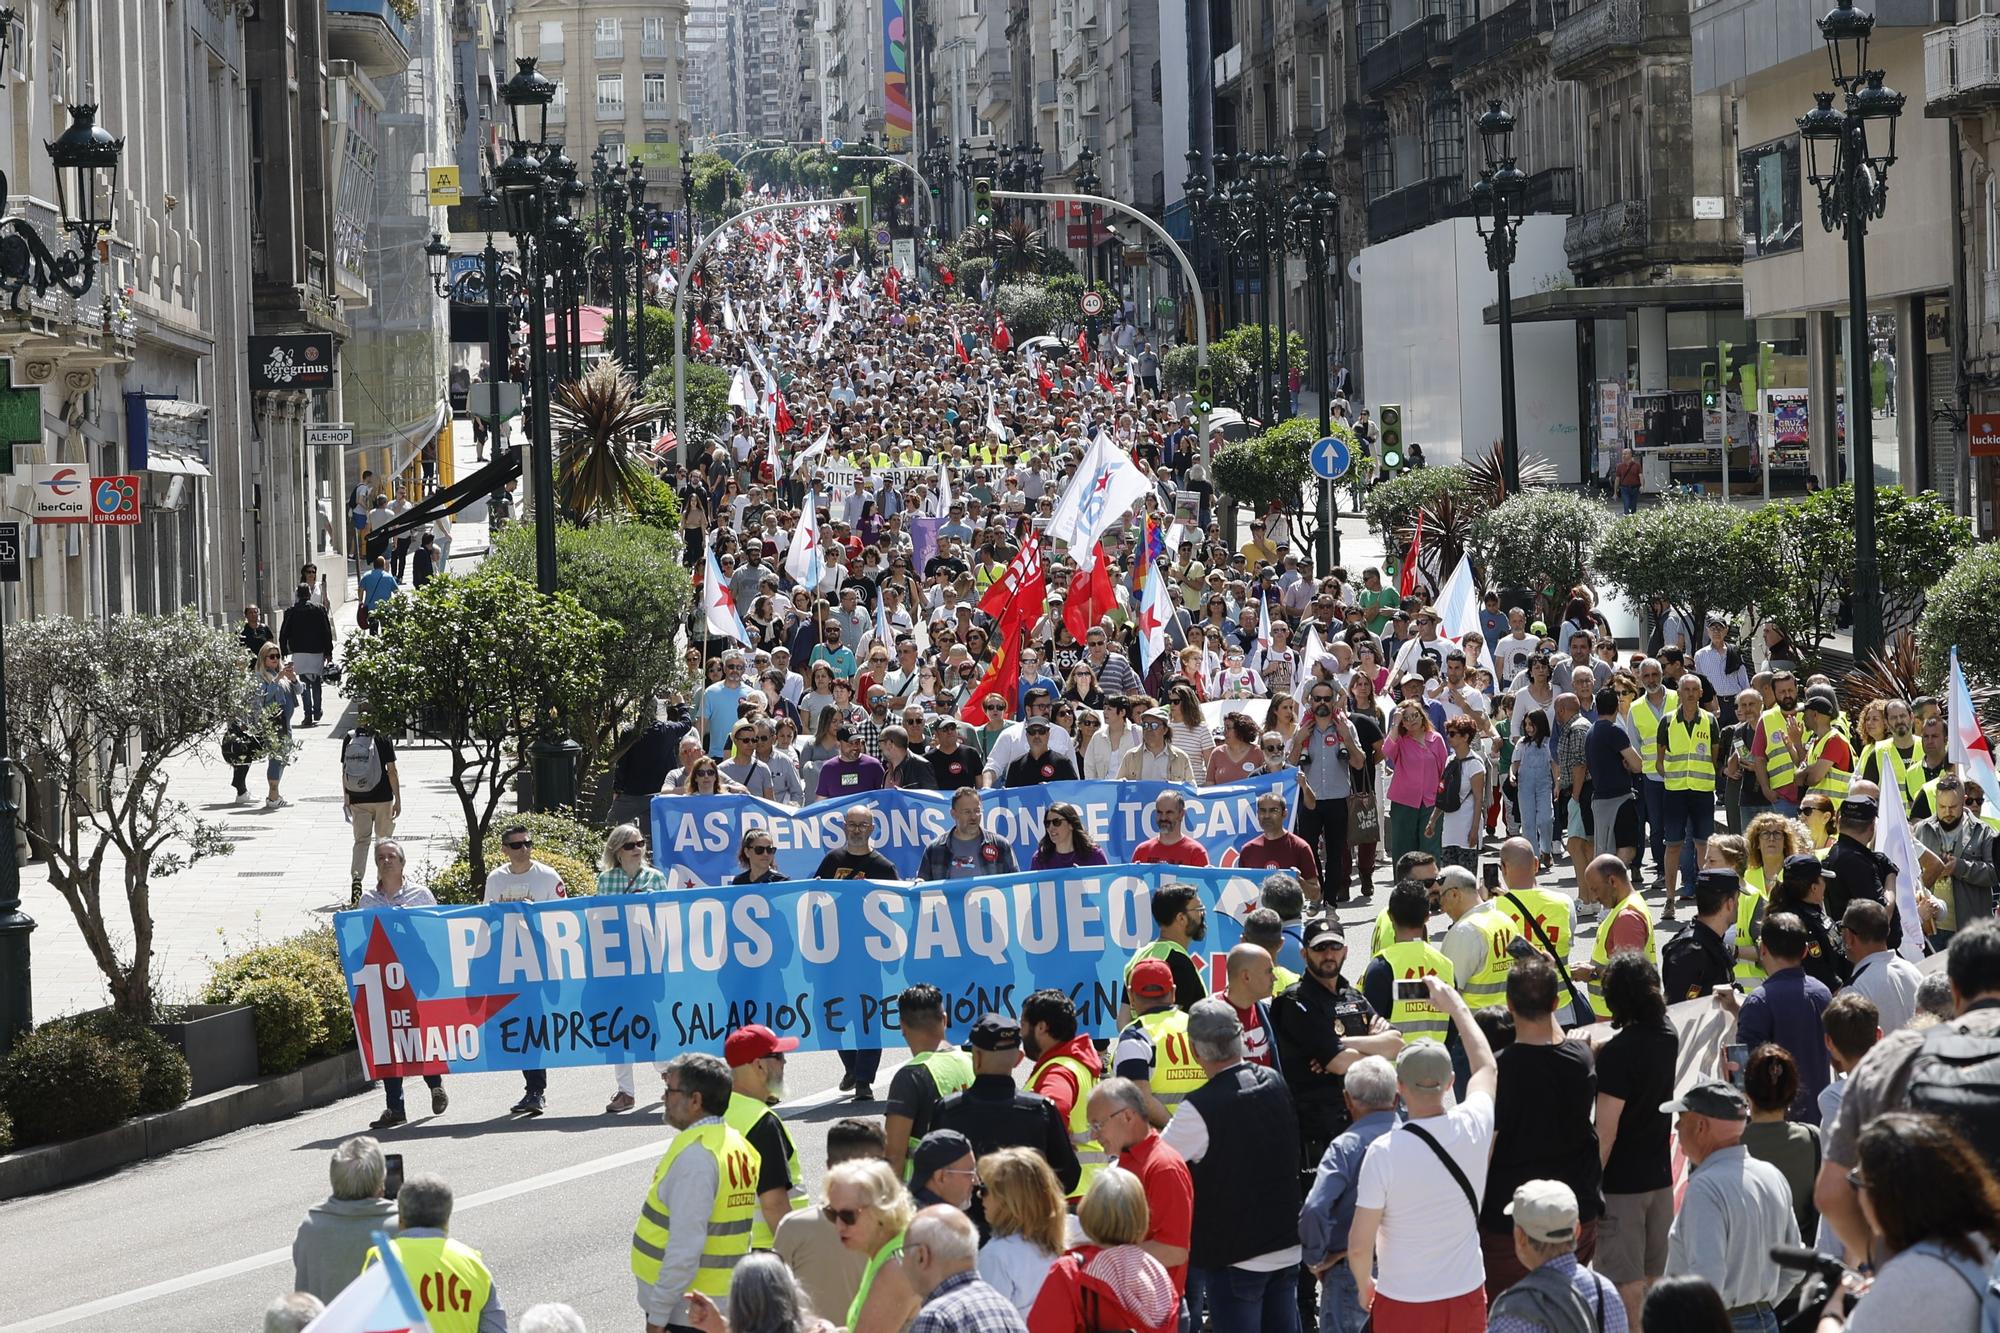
[702, 545, 749, 644]
[1138, 563, 1171, 674]
[785, 489, 826, 587]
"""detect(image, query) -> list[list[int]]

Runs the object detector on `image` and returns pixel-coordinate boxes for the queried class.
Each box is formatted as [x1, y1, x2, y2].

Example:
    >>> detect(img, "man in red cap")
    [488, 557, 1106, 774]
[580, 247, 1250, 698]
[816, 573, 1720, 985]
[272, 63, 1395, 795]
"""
[722, 1024, 811, 1249]
[1111, 958, 1209, 1128]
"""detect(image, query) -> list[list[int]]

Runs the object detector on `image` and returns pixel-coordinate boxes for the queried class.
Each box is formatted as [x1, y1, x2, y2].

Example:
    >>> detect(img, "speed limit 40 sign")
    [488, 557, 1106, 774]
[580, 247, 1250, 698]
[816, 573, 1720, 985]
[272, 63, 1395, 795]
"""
[1080, 290, 1105, 316]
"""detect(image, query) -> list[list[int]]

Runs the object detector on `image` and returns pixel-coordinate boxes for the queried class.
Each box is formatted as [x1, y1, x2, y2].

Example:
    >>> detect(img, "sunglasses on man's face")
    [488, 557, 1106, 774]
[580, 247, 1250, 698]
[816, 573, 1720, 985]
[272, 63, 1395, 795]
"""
[504, 839, 533, 851]
[821, 1205, 865, 1227]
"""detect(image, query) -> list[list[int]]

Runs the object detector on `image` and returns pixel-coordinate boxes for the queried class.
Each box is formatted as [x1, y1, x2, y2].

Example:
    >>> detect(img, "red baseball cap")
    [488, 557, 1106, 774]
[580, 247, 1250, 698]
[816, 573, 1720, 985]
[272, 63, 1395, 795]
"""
[724, 1024, 801, 1067]
[1129, 959, 1174, 1001]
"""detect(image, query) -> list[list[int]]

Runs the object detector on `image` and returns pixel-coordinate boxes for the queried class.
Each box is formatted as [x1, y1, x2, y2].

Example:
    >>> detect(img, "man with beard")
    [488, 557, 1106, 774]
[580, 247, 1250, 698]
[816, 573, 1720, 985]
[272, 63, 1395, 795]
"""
[1123, 881, 1210, 1012]
[1751, 670, 1806, 817]
[1906, 715, 1958, 822]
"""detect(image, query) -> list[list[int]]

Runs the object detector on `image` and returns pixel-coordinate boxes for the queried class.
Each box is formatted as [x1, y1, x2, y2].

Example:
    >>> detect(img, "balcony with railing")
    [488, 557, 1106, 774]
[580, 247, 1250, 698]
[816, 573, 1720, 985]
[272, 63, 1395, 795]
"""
[596, 31, 625, 59]
[537, 36, 565, 68]
[1564, 197, 1650, 271]
[1451, 0, 1563, 75]
[1359, 16, 1446, 98]
[327, 0, 412, 77]
[1366, 173, 1467, 242]
[1550, 0, 1641, 77]
[1214, 43, 1244, 87]
[1522, 165, 1577, 214]
[1927, 14, 2000, 113]
[643, 36, 671, 58]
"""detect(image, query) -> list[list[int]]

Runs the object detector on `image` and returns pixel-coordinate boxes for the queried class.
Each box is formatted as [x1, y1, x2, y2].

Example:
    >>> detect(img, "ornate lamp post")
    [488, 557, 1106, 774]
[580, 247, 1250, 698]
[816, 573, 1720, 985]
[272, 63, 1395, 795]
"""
[1797, 0, 1903, 659]
[1472, 100, 1528, 494]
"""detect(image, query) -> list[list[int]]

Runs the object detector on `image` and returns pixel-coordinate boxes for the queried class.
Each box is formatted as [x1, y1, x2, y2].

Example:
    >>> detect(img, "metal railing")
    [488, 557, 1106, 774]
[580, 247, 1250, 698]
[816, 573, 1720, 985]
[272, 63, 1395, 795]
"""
[1365, 173, 1466, 242]
[1927, 14, 2000, 107]
[1450, 0, 1562, 72]
[1550, 0, 1642, 74]
[1359, 15, 1445, 97]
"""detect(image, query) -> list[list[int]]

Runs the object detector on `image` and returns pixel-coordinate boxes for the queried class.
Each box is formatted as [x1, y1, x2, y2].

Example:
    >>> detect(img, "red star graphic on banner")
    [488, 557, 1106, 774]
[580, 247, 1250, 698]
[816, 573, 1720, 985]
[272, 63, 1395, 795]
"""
[358, 920, 519, 1077]
[1138, 601, 1162, 638]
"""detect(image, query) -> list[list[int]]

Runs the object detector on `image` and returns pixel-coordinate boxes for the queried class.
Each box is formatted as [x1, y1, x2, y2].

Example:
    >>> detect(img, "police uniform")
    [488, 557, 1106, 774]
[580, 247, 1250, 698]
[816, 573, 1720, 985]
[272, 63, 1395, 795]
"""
[1660, 918, 1736, 1002]
[1271, 954, 1381, 1153]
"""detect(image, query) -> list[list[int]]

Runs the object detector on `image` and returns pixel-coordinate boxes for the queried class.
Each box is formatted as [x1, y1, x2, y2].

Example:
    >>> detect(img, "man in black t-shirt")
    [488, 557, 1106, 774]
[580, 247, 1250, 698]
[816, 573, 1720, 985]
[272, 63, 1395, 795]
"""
[1660, 871, 1741, 1002]
[812, 807, 894, 1098]
[721, 1024, 807, 1241]
[1591, 952, 1680, 1315]
[924, 719, 981, 788]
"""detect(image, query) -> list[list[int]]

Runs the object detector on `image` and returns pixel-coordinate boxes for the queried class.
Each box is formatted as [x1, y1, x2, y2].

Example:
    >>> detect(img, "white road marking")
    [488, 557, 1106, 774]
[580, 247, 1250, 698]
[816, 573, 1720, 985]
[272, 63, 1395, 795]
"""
[2, 1085, 862, 1332]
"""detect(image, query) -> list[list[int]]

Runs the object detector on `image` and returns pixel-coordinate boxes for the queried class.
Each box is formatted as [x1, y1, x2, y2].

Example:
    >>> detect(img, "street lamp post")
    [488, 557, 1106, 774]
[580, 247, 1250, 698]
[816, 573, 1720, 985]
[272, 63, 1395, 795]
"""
[1798, 0, 1903, 660]
[0, 102, 123, 1055]
[1288, 147, 1343, 568]
[1075, 147, 1100, 349]
[628, 164, 651, 380]
[680, 144, 697, 249]
[496, 57, 581, 811]
[1474, 100, 1528, 495]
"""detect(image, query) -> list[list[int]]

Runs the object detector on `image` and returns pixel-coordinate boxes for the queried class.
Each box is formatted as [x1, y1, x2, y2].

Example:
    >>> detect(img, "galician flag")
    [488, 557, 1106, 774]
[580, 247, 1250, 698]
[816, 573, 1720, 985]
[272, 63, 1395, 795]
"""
[985, 388, 1009, 443]
[702, 546, 749, 644]
[1047, 433, 1151, 576]
[785, 490, 826, 588]
[1294, 624, 1326, 703]
[1137, 563, 1171, 675]
[1876, 765, 1931, 964]
[1950, 646, 2000, 800]
[1258, 590, 1274, 655]
[306, 1232, 431, 1333]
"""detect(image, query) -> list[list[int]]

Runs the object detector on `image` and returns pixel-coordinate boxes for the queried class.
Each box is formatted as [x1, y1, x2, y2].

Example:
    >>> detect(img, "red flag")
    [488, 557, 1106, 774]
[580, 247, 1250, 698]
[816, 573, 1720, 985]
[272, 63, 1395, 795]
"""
[952, 324, 970, 364]
[976, 531, 1045, 622]
[667, 247, 682, 267]
[992, 314, 1013, 353]
[692, 319, 714, 353]
[938, 267, 955, 287]
[1398, 511, 1426, 598]
[773, 393, 795, 436]
[1037, 367, 1053, 400]
[884, 267, 901, 305]
[1064, 543, 1118, 641]
[961, 611, 1024, 725]
[1095, 364, 1114, 394]
[1076, 328, 1090, 361]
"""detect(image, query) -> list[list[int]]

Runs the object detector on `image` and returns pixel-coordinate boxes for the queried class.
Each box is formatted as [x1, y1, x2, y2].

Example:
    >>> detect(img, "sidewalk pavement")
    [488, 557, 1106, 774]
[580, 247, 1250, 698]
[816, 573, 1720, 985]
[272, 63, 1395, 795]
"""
[25, 421, 497, 1022]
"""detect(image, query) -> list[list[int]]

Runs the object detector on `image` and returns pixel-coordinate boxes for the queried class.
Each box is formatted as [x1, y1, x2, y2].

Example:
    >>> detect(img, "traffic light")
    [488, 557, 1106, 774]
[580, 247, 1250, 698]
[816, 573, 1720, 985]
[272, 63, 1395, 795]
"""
[974, 177, 994, 228]
[1194, 364, 1214, 414]
[1378, 404, 1404, 475]
[1700, 361, 1719, 412]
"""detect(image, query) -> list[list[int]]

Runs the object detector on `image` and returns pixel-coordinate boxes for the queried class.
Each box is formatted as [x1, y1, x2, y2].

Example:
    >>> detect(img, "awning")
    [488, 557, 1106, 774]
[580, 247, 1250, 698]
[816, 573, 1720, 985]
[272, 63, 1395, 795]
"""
[144, 453, 211, 477]
[545, 305, 609, 348]
[1481, 280, 1746, 326]
[373, 447, 523, 544]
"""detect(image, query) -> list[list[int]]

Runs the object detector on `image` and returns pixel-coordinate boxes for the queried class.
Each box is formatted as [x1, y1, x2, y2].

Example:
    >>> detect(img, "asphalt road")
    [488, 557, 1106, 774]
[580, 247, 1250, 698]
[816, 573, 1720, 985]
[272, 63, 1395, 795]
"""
[0, 1049, 898, 1333]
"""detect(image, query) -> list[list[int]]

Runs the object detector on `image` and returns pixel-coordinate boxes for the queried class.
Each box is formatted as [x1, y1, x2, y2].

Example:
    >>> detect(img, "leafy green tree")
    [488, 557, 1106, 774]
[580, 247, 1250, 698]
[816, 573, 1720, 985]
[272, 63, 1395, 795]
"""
[1361, 467, 1479, 542]
[487, 524, 694, 811]
[341, 574, 619, 889]
[995, 283, 1062, 339]
[1591, 499, 1764, 637]
[1160, 344, 1249, 397]
[1215, 325, 1308, 375]
[690, 153, 746, 216]
[1214, 417, 1355, 553]
[1741, 485, 1974, 660]
[1471, 490, 1607, 609]
[1919, 543, 2000, 691]
[637, 305, 675, 367]
[7, 611, 250, 1020]
[642, 361, 734, 439]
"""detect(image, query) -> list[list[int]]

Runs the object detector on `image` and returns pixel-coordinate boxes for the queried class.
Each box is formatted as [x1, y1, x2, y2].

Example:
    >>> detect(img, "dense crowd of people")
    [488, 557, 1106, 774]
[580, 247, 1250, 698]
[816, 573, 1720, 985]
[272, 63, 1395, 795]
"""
[286, 206, 2000, 1333]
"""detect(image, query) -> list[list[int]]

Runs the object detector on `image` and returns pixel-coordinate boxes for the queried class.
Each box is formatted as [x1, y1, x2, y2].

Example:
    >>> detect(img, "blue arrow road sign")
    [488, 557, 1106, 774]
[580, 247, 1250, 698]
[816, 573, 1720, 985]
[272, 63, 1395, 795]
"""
[1312, 435, 1352, 479]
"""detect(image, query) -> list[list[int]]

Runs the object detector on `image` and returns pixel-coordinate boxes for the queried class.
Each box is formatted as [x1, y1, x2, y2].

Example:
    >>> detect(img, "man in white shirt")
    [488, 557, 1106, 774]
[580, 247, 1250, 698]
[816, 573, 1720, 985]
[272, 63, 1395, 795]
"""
[1494, 608, 1539, 683]
[1347, 978, 1498, 1326]
[1428, 650, 1491, 729]
[1838, 899, 1921, 1033]
[978, 689, 1076, 786]
[485, 823, 567, 1115]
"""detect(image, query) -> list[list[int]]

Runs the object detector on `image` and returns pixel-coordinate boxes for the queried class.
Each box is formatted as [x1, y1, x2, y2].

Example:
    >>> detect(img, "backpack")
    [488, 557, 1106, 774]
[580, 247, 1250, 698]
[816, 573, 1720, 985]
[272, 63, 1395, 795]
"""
[1906, 1017, 2000, 1173]
[1910, 1239, 2000, 1333]
[1483, 1258, 1606, 1333]
[342, 732, 385, 794]
[1436, 754, 1470, 814]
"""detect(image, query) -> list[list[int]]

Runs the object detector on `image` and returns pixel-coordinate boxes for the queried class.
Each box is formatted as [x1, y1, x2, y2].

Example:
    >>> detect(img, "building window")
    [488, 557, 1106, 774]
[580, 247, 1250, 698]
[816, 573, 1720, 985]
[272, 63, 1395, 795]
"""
[551, 80, 567, 112]
[595, 17, 623, 57]
[1309, 53, 1326, 130]
[645, 72, 668, 104]
[643, 15, 670, 55]
[539, 19, 565, 57]
[1986, 176, 1999, 324]
[598, 74, 625, 111]
[1738, 135, 1802, 259]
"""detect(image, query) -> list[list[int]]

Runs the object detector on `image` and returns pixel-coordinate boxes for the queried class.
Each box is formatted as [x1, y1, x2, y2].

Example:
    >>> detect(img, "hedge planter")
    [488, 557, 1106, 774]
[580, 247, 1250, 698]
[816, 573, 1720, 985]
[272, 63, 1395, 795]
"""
[151, 1003, 258, 1098]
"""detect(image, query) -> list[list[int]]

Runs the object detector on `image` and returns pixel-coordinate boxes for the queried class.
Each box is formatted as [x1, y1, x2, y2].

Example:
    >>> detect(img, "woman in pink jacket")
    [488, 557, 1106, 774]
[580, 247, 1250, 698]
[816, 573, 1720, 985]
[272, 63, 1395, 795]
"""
[1380, 698, 1449, 862]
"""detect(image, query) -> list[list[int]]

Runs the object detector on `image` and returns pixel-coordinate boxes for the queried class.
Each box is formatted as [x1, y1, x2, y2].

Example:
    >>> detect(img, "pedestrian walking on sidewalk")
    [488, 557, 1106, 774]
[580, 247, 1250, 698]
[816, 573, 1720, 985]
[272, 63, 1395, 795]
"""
[342, 722, 401, 898]
[279, 583, 335, 727]
[359, 841, 448, 1129]
[236, 645, 300, 808]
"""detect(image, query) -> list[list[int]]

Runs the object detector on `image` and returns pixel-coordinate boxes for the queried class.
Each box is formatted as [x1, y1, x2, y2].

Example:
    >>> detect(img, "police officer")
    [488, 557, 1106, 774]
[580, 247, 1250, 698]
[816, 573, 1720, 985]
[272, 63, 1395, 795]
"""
[1660, 870, 1742, 1002]
[1770, 853, 1852, 991]
[721, 1024, 810, 1249]
[1271, 916, 1401, 1168]
[1110, 958, 1208, 1127]
[363, 1175, 505, 1333]
[632, 1053, 761, 1333]
[933, 1013, 1082, 1204]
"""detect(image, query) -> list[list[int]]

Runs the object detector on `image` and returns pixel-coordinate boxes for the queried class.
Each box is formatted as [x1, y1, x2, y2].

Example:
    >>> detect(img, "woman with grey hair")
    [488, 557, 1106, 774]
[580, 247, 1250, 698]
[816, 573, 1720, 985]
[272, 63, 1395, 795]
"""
[684, 1252, 830, 1333]
[598, 822, 669, 1115]
[357, 844, 446, 1131]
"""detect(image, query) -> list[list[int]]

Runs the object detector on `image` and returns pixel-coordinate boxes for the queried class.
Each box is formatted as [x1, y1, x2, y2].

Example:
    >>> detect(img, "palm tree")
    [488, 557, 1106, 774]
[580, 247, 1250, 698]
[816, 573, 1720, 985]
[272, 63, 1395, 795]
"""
[991, 218, 1048, 279]
[551, 360, 656, 522]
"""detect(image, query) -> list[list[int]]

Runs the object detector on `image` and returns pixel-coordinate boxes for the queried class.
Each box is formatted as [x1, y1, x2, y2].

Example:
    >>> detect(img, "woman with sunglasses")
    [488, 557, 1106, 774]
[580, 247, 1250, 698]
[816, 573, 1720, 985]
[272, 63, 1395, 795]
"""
[823, 1159, 921, 1333]
[1798, 792, 1838, 851]
[1064, 663, 1104, 710]
[1033, 802, 1108, 870]
[734, 831, 790, 885]
[599, 824, 670, 1112]
[1825, 1112, 2000, 1333]
[238, 645, 301, 808]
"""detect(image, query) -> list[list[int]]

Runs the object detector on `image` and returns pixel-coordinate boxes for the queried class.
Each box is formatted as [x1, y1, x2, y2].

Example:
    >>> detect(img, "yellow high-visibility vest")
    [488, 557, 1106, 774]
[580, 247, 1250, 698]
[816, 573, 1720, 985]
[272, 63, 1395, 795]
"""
[630, 1121, 760, 1295]
[1377, 940, 1455, 1041]
[1662, 711, 1717, 793]
[1759, 706, 1801, 792]
[363, 1236, 493, 1333]
[1806, 730, 1852, 801]
[723, 1091, 809, 1248]
[1632, 696, 1667, 780]
[1137, 1007, 1208, 1112]
[894, 1049, 975, 1181]
[1588, 893, 1658, 1012]
[1036, 1053, 1110, 1200]
[1496, 887, 1573, 961]
[1867, 739, 1926, 810]
[1458, 907, 1522, 1008]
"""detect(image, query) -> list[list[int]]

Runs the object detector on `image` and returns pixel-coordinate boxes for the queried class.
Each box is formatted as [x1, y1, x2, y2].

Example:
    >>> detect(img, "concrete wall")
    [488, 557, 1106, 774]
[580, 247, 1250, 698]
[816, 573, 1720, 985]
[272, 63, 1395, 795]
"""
[1357, 214, 1584, 480]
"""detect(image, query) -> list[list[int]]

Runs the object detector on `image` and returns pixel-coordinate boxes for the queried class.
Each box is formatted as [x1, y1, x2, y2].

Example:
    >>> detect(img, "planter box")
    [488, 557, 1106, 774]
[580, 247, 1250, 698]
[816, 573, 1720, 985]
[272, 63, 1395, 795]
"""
[151, 1003, 259, 1097]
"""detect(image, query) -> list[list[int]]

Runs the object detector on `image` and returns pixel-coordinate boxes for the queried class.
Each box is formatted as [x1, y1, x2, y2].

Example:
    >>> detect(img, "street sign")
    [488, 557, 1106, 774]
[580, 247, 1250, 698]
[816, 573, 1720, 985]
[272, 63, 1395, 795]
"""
[304, 423, 354, 448]
[0, 522, 20, 582]
[1079, 290, 1105, 317]
[873, 225, 891, 248]
[830, 136, 845, 152]
[1311, 435, 1352, 479]
[467, 382, 524, 422]
[427, 166, 462, 206]
[1973, 413, 2000, 458]
[90, 474, 141, 526]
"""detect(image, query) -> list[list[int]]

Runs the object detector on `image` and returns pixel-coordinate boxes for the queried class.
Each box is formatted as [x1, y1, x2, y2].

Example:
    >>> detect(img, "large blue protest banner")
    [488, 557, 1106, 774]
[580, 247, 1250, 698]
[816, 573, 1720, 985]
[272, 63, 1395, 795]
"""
[649, 772, 1295, 884]
[335, 864, 1266, 1078]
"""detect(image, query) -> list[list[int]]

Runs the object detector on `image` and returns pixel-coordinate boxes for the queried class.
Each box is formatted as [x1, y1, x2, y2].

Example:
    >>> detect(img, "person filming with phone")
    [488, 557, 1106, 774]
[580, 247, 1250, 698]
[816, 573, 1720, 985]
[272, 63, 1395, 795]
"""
[1288, 682, 1367, 906]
